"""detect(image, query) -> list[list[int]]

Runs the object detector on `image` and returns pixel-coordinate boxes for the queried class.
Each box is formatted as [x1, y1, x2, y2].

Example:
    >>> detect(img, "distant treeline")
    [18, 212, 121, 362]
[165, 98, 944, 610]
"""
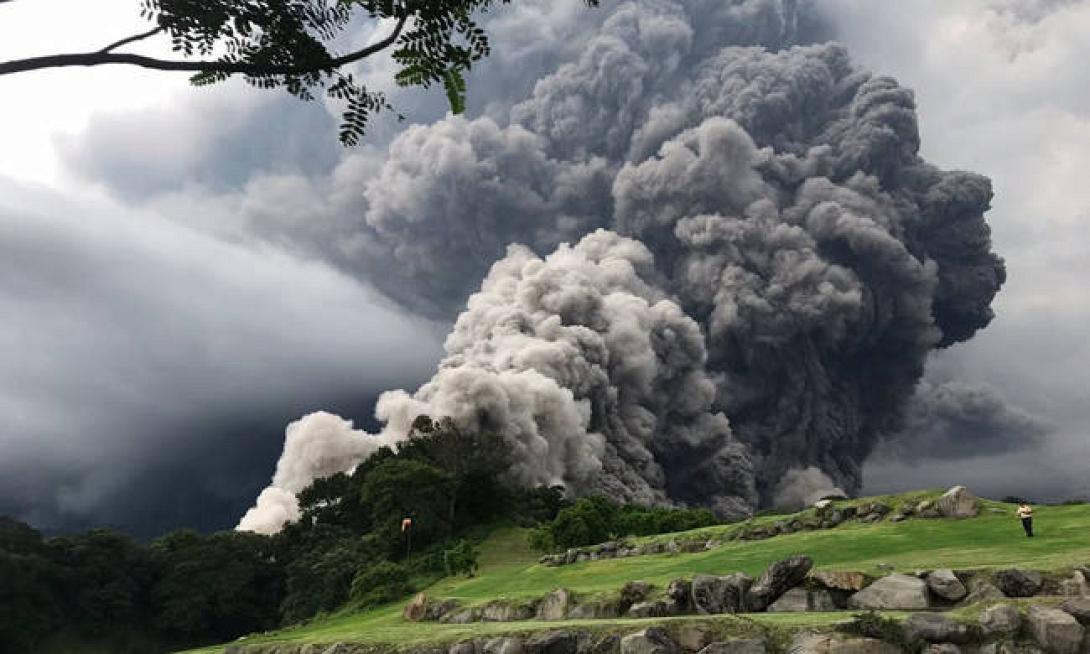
[0, 417, 725, 653]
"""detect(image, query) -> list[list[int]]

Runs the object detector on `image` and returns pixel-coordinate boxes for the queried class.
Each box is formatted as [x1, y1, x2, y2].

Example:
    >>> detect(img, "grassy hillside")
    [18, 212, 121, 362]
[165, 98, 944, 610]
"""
[182, 494, 1090, 652]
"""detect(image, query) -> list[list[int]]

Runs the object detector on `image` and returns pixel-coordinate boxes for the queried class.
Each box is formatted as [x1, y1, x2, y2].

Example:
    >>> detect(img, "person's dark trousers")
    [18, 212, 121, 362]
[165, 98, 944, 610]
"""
[1022, 517, 1034, 537]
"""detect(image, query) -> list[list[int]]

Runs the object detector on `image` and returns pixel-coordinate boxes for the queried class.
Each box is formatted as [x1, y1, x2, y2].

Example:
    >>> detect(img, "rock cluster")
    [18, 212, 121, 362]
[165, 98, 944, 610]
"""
[538, 490, 973, 569]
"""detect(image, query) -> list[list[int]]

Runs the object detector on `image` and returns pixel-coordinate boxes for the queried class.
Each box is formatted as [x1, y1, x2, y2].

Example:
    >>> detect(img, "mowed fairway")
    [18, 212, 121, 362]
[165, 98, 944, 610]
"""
[182, 497, 1090, 652]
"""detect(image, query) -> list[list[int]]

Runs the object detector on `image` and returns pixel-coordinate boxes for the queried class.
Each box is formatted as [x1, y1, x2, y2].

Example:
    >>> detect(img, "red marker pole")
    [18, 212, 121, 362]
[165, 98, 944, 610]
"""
[401, 517, 413, 558]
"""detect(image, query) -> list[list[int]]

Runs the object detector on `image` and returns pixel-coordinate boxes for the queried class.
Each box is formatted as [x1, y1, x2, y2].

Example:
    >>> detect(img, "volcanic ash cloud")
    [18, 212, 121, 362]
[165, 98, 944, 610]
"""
[238, 0, 1006, 532]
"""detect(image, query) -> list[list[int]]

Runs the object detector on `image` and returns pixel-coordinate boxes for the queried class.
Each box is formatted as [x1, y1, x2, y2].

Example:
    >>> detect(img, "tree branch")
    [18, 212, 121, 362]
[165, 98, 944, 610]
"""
[98, 26, 165, 54]
[0, 12, 408, 78]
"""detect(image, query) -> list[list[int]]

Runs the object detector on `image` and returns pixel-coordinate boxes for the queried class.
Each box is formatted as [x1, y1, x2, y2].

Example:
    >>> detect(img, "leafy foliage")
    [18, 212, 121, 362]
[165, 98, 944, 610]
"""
[130, 0, 600, 144]
[529, 495, 720, 551]
[349, 561, 411, 608]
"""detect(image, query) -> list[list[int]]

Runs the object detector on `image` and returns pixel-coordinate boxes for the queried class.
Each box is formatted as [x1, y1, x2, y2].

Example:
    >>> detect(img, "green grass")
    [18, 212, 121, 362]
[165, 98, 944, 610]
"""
[181, 495, 1090, 653]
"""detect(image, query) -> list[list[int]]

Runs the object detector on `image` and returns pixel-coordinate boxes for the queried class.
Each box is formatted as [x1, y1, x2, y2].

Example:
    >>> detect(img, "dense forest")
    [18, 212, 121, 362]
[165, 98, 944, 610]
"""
[0, 417, 718, 654]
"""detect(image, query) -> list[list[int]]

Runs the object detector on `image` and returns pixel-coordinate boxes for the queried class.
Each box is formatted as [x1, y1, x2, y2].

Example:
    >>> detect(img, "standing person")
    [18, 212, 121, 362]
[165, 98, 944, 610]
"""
[1016, 502, 1034, 537]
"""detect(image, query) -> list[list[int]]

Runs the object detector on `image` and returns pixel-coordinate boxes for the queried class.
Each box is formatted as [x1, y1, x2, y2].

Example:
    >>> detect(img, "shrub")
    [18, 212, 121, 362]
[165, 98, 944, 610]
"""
[349, 561, 411, 609]
[442, 540, 479, 577]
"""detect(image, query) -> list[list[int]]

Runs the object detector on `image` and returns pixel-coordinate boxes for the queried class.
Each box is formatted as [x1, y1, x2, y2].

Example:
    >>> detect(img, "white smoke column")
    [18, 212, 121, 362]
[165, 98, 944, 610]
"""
[237, 231, 757, 531]
[237, 412, 390, 534]
[772, 467, 846, 510]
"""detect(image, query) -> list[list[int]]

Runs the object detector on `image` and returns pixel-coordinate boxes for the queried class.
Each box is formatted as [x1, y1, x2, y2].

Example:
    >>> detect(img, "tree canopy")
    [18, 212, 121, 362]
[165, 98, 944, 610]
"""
[0, 0, 597, 144]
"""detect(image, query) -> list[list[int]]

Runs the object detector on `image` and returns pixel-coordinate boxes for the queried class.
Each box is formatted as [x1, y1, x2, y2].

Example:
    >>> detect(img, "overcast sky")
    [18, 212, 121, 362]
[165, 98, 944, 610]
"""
[1, 0, 1087, 536]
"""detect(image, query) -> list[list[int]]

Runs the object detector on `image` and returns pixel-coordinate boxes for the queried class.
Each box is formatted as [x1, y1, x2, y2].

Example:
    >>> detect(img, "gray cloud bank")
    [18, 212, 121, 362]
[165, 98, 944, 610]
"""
[0, 179, 442, 536]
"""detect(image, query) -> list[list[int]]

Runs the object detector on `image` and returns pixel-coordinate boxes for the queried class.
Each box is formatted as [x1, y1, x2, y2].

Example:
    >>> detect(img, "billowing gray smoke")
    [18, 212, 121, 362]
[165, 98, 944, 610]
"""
[239, 0, 1006, 532]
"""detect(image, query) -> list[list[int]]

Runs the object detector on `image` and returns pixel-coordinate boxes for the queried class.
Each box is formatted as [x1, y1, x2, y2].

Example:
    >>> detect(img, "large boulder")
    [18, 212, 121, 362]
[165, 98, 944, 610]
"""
[928, 569, 969, 602]
[810, 570, 866, 592]
[627, 599, 681, 618]
[481, 600, 535, 622]
[696, 640, 766, 653]
[1059, 571, 1090, 598]
[995, 569, 1044, 598]
[692, 573, 752, 614]
[937, 486, 979, 518]
[567, 599, 622, 620]
[536, 589, 574, 621]
[441, 607, 482, 624]
[449, 641, 479, 654]
[768, 588, 810, 612]
[1027, 606, 1084, 654]
[525, 631, 580, 654]
[786, 633, 901, 653]
[748, 556, 814, 611]
[849, 573, 930, 610]
[979, 604, 1022, 638]
[677, 626, 712, 652]
[668, 579, 692, 608]
[902, 612, 973, 644]
[622, 582, 653, 606]
[405, 592, 430, 621]
[961, 578, 1006, 606]
[483, 638, 525, 654]
[1060, 597, 1090, 625]
[621, 628, 678, 654]
[767, 588, 836, 612]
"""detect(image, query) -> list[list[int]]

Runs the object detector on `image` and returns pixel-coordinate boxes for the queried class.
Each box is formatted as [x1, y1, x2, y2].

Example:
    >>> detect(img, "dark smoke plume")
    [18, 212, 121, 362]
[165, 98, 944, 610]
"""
[240, 0, 1005, 532]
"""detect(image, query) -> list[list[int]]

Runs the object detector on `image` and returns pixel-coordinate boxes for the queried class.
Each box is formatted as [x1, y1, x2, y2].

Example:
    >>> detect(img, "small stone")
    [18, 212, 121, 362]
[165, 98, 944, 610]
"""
[927, 645, 961, 654]
[668, 578, 692, 606]
[928, 569, 969, 602]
